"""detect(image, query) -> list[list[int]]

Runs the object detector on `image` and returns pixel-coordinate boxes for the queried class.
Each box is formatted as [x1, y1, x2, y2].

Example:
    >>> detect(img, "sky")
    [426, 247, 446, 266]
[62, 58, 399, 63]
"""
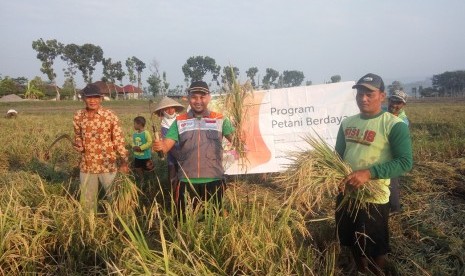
[1, 0, 464, 90]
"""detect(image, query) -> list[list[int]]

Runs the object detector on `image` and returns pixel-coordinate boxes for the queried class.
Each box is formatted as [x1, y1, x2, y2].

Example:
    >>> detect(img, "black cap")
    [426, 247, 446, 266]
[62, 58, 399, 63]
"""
[352, 73, 385, 92]
[188, 81, 210, 94]
[81, 83, 102, 97]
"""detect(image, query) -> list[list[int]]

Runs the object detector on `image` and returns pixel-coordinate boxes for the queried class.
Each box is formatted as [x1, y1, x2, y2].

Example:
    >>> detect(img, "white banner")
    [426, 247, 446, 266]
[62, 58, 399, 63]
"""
[224, 81, 359, 175]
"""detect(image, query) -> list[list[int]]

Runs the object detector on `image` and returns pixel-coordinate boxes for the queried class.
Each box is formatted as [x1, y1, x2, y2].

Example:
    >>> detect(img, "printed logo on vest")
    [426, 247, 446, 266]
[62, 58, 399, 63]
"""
[179, 120, 195, 134]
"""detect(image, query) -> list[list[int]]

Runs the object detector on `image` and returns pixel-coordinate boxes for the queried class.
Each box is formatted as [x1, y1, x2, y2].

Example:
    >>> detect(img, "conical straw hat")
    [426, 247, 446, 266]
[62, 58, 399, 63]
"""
[153, 96, 185, 116]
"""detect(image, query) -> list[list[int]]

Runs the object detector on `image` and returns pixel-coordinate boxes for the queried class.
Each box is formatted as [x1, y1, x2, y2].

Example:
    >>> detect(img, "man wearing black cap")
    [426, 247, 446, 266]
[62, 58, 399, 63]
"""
[73, 83, 129, 212]
[152, 80, 235, 216]
[334, 73, 413, 274]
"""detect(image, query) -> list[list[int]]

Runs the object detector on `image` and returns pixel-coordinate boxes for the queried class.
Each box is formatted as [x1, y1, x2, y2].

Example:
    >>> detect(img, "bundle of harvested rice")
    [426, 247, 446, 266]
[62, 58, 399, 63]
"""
[223, 69, 253, 170]
[275, 133, 385, 215]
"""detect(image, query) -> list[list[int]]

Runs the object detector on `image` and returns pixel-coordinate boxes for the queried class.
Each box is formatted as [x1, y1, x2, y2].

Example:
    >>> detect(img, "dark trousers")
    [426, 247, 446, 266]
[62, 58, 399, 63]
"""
[389, 177, 401, 212]
[175, 179, 226, 218]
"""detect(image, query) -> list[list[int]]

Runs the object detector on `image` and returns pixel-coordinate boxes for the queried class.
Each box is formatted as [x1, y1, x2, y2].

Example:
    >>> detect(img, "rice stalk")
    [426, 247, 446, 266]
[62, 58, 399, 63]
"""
[109, 174, 140, 219]
[223, 67, 253, 171]
[275, 132, 385, 215]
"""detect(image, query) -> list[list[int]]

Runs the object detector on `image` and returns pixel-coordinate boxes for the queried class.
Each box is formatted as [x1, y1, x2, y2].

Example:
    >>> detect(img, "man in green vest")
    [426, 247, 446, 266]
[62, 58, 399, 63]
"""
[335, 73, 413, 275]
[152, 81, 235, 218]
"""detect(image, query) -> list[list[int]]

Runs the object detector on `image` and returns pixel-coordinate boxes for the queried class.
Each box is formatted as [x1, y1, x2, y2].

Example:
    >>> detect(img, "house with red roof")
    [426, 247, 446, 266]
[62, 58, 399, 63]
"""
[120, 84, 143, 99]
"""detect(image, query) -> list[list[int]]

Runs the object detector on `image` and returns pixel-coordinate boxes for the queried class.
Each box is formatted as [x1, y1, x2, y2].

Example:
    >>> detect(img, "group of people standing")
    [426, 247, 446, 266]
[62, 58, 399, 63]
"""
[73, 74, 412, 275]
[73, 80, 233, 216]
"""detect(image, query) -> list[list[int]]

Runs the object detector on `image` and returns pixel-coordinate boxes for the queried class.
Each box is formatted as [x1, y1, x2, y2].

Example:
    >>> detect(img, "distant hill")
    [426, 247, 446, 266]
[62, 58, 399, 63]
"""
[385, 76, 433, 99]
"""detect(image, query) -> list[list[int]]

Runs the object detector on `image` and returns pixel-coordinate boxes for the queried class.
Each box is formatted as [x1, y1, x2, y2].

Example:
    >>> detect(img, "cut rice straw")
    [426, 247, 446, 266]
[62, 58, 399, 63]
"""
[274, 132, 385, 215]
[223, 66, 253, 171]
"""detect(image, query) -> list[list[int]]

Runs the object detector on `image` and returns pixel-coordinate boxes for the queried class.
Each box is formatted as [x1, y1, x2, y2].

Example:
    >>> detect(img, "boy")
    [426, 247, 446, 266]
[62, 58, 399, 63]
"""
[131, 116, 154, 183]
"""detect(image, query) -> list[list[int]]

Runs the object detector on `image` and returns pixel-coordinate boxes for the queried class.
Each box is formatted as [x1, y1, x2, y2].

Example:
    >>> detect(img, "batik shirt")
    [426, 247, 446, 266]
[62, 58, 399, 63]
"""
[73, 107, 128, 173]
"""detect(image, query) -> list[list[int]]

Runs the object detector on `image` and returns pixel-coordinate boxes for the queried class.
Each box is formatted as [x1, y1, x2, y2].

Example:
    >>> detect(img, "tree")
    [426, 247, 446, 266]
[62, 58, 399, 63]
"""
[102, 58, 115, 98]
[330, 74, 341, 83]
[168, 85, 184, 96]
[12, 77, 28, 86]
[306, 80, 313, 86]
[283, 70, 305, 87]
[102, 58, 125, 98]
[182, 56, 221, 85]
[77, 43, 104, 84]
[113, 61, 125, 87]
[419, 87, 438, 97]
[61, 43, 80, 100]
[221, 66, 240, 90]
[432, 70, 465, 97]
[262, 68, 279, 89]
[32, 38, 63, 100]
[0, 77, 23, 96]
[246, 67, 259, 88]
[24, 79, 45, 99]
[387, 81, 403, 96]
[60, 78, 75, 99]
[147, 58, 167, 96]
[147, 74, 162, 96]
[125, 57, 137, 90]
[130, 56, 146, 96]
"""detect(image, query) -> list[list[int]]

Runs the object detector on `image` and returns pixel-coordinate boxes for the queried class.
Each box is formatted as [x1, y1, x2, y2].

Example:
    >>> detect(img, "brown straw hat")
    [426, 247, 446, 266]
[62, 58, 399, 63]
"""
[153, 96, 185, 116]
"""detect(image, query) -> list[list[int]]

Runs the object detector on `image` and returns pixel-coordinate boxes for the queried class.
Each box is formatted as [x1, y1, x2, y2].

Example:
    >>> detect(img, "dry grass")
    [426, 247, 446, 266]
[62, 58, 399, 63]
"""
[223, 73, 253, 170]
[275, 133, 385, 215]
[0, 99, 465, 274]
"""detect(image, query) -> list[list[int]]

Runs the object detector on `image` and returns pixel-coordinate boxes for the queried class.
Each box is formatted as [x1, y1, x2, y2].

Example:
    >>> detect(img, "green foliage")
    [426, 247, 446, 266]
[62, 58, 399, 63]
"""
[60, 44, 79, 92]
[283, 70, 305, 87]
[262, 68, 279, 89]
[102, 58, 125, 88]
[130, 56, 146, 89]
[330, 74, 341, 83]
[182, 56, 221, 84]
[246, 67, 259, 88]
[125, 57, 137, 85]
[147, 73, 163, 96]
[61, 78, 76, 100]
[31, 38, 63, 82]
[78, 43, 104, 83]
[0, 77, 24, 96]
[432, 70, 465, 96]
[24, 79, 45, 99]
[419, 87, 438, 97]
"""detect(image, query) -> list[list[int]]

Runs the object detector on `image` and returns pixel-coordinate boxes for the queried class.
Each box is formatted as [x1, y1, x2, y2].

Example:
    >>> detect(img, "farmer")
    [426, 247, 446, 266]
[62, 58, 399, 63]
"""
[152, 81, 234, 217]
[5, 109, 18, 118]
[335, 73, 413, 275]
[387, 89, 409, 213]
[152, 96, 185, 199]
[73, 83, 129, 212]
[387, 90, 409, 126]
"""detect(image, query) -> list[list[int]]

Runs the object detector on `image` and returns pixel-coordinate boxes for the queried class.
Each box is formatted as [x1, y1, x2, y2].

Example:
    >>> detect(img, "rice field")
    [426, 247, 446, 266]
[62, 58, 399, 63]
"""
[0, 98, 464, 275]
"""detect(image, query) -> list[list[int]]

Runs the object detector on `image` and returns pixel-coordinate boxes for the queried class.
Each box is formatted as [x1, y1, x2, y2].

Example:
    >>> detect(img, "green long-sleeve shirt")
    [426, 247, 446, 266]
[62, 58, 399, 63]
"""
[335, 111, 413, 203]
